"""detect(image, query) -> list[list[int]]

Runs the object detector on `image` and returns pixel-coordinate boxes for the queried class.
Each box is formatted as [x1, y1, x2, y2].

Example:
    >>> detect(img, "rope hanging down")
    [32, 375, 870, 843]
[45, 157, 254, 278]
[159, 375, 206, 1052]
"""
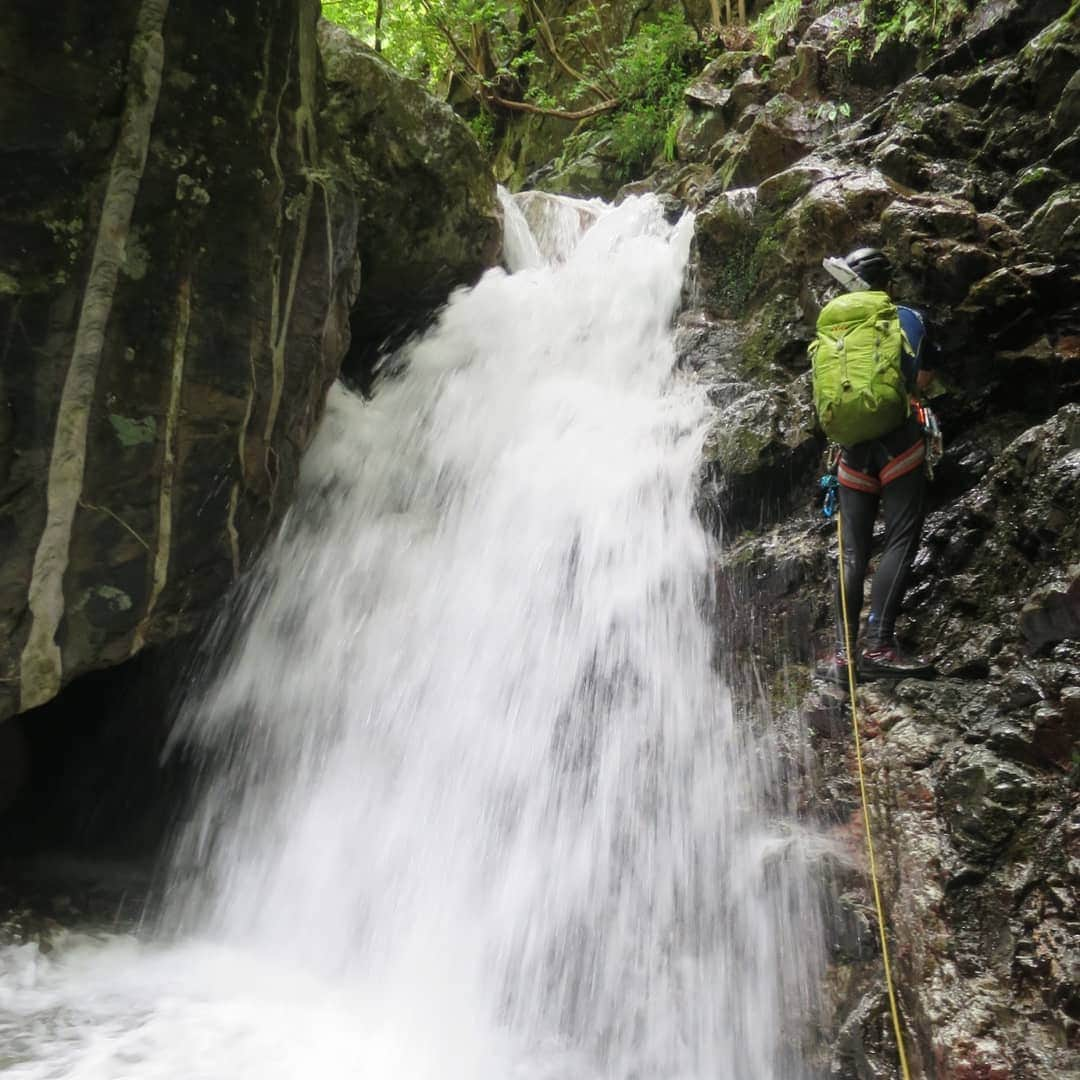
[836, 510, 912, 1080]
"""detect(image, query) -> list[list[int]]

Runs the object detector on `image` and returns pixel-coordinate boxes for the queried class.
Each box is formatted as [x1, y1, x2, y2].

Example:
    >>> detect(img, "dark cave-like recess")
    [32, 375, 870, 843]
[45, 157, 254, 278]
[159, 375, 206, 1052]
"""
[0, 641, 197, 888]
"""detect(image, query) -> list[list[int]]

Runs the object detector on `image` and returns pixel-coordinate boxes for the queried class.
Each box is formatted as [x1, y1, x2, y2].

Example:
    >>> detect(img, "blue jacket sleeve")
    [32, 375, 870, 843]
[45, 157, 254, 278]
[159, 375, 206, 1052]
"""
[896, 306, 927, 388]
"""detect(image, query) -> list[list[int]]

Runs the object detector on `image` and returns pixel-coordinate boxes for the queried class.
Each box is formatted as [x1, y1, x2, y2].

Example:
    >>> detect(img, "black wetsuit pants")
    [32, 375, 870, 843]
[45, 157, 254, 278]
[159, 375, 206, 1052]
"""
[835, 418, 927, 653]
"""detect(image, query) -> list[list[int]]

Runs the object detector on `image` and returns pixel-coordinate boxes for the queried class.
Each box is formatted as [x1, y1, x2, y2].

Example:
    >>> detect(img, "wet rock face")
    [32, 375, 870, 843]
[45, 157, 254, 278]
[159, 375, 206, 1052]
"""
[0, 4, 499, 722]
[0, 0, 359, 720]
[842, 675, 1080, 1080]
[712, 414, 1080, 1079]
[668, 1, 1080, 1074]
[317, 21, 502, 371]
[908, 406, 1080, 679]
[682, 306, 821, 536]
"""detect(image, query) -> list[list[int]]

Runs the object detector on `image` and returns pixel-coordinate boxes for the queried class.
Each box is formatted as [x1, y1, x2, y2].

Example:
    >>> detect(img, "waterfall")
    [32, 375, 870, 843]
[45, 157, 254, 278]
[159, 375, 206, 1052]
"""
[0, 192, 823, 1079]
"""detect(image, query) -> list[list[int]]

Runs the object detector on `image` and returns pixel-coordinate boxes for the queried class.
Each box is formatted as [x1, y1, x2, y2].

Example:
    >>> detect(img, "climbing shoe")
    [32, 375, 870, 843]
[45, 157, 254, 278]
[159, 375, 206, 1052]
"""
[815, 649, 854, 686]
[858, 644, 936, 680]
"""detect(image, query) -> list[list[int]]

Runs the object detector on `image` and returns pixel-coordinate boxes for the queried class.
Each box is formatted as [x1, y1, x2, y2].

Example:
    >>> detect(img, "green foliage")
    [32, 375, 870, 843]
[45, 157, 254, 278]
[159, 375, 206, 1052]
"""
[663, 115, 681, 162]
[861, 0, 971, 51]
[815, 99, 851, 124]
[323, 0, 516, 89]
[749, 0, 968, 62]
[323, 1, 703, 182]
[828, 34, 863, 63]
[595, 12, 703, 177]
[750, 0, 805, 58]
[468, 109, 496, 152]
[753, 0, 863, 58]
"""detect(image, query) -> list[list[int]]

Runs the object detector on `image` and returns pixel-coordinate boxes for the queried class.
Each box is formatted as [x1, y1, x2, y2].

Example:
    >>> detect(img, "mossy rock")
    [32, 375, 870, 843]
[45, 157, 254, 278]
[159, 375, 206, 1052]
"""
[701, 379, 820, 535]
[541, 132, 625, 200]
[693, 188, 760, 317]
[318, 21, 502, 362]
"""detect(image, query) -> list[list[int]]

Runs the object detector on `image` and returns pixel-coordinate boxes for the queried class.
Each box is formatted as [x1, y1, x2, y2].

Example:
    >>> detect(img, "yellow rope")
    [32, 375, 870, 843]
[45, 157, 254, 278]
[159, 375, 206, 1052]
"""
[836, 510, 912, 1080]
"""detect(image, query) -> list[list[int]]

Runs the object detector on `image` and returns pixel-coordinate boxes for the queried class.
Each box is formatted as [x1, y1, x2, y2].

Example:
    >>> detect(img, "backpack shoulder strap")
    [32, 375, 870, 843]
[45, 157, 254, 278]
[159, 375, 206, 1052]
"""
[896, 305, 926, 363]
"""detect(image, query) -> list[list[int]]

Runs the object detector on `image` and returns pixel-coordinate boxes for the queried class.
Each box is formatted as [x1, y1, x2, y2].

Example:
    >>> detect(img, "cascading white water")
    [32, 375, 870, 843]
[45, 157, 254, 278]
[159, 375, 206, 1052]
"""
[0, 192, 823, 1079]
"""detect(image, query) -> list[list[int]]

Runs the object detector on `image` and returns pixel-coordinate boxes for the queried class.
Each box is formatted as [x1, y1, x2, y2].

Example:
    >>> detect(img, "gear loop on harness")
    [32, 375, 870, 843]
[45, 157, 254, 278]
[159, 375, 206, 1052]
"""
[911, 397, 944, 479]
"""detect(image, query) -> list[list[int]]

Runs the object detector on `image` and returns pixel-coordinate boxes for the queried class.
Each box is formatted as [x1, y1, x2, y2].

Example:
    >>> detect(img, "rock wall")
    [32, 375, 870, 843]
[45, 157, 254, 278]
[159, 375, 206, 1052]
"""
[0, 2, 500, 723]
[318, 21, 502, 371]
[660, 0, 1079, 1075]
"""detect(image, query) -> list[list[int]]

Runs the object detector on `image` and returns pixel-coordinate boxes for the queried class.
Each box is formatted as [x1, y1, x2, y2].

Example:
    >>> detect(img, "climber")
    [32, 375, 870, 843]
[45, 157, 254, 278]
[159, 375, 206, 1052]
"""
[813, 246, 939, 683]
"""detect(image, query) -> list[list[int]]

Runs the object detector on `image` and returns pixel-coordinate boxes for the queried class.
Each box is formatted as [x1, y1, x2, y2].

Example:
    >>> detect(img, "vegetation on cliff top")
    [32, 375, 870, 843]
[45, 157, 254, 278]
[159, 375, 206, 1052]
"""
[322, 0, 982, 179]
[322, 0, 713, 170]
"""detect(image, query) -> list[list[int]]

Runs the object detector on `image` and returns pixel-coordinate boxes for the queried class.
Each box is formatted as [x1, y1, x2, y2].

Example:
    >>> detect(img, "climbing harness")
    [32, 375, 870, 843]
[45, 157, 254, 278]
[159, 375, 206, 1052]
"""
[836, 511, 913, 1080]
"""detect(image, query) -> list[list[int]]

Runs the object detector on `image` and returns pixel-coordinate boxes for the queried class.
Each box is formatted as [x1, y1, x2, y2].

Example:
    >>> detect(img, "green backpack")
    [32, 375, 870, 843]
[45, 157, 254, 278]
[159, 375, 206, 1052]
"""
[809, 290, 910, 446]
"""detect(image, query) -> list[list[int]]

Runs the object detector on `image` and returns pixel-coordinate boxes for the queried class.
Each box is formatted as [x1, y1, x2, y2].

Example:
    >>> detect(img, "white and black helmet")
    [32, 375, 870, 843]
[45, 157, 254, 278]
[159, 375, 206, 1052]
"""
[822, 246, 893, 292]
[843, 247, 893, 290]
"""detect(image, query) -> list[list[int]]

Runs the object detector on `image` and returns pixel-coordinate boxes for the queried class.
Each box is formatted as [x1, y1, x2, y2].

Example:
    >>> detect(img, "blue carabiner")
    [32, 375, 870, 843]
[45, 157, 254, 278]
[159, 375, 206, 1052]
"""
[820, 473, 839, 518]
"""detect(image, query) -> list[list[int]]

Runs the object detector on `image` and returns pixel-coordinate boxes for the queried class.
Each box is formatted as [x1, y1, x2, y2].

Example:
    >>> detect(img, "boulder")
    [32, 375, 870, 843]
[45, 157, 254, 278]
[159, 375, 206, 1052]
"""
[701, 378, 820, 536]
[768, 45, 825, 104]
[318, 21, 502, 368]
[802, 1, 916, 95]
[676, 108, 731, 162]
[999, 165, 1070, 223]
[684, 51, 770, 111]
[1020, 570, 1080, 651]
[1024, 185, 1080, 263]
[692, 161, 896, 326]
[770, 167, 896, 280]
[721, 94, 834, 189]
[1053, 69, 1080, 133]
[800, 3, 864, 53]
[678, 55, 771, 162]
[0, 0, 359, 719]
[540, 130, 626, 201]
[0, 6, 503, 722]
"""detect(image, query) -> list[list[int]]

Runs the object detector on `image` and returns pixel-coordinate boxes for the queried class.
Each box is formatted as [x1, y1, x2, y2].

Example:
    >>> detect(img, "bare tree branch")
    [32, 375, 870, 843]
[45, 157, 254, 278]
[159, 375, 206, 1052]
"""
[488, 95, 620, 120]
[570, 32, 622, 97]
[416, 0, 486, 83]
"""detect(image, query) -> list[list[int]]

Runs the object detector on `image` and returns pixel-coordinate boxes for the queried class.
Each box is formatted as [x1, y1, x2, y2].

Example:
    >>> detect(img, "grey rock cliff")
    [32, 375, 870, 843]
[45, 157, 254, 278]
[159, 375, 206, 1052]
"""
[664, 1, 1079, 1074]
[0, 1, 500, 721]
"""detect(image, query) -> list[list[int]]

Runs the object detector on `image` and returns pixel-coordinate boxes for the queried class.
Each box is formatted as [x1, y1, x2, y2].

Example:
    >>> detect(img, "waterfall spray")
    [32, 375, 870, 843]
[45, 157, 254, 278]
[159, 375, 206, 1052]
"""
[0, 192, 823, 1080]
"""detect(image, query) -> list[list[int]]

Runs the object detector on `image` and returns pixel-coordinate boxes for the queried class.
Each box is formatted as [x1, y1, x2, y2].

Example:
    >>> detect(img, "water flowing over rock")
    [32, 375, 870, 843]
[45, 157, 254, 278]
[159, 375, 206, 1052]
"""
[0, 193, 827, 1080]
[2, 0, 1078, 1074]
